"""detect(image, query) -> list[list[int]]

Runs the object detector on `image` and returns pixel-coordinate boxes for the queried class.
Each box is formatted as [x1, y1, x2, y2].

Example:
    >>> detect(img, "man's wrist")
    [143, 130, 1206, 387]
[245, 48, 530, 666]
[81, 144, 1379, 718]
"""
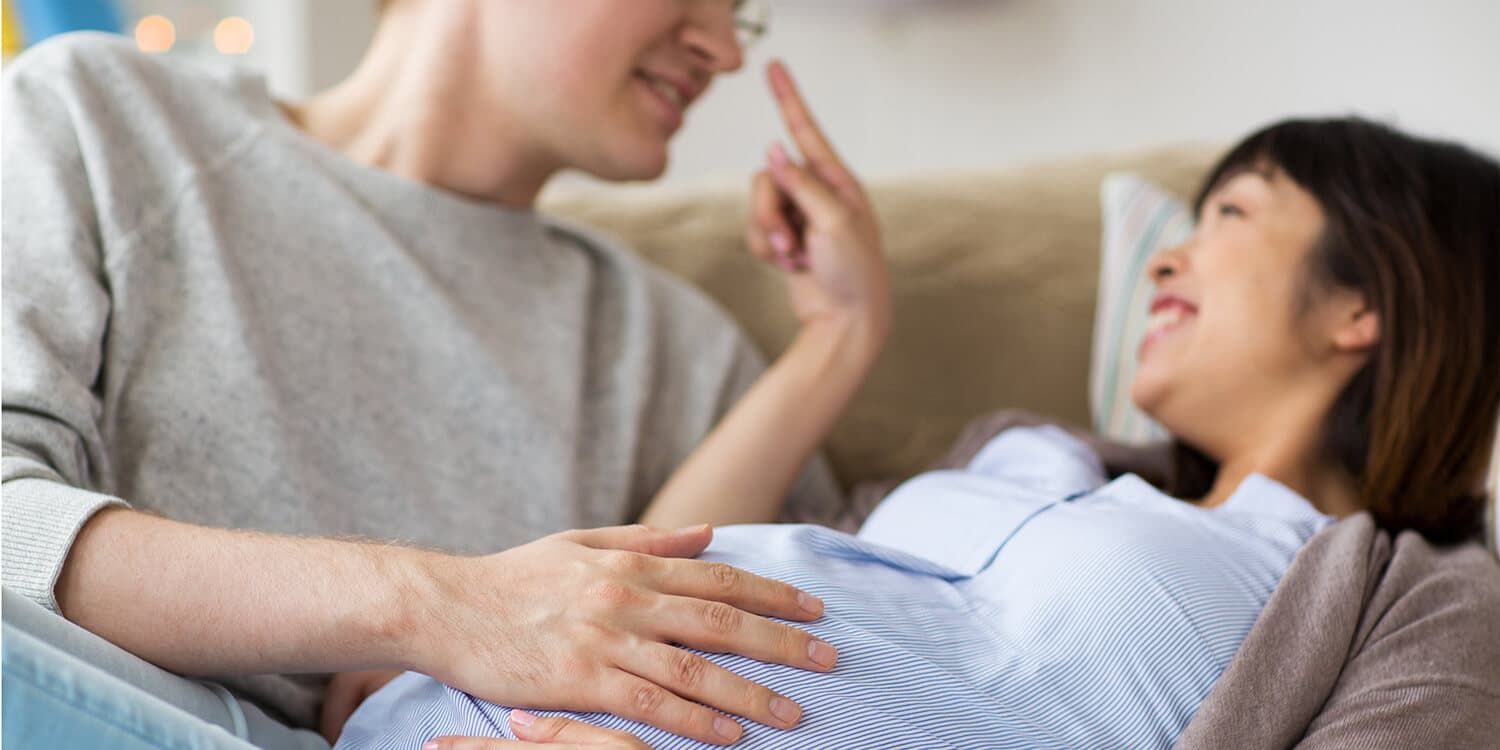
[369, 545, 458, 672]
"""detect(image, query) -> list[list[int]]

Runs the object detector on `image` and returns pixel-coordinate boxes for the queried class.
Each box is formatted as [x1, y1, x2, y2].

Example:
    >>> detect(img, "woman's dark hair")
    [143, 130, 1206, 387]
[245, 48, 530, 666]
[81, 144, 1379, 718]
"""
[1167, 118, 1500, 544]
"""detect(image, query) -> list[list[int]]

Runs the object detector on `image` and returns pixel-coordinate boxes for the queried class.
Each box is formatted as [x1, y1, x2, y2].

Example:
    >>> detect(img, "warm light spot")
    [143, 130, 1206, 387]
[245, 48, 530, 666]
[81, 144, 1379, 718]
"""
[134, 15, 176, 54]
[213, 16, 254, 55]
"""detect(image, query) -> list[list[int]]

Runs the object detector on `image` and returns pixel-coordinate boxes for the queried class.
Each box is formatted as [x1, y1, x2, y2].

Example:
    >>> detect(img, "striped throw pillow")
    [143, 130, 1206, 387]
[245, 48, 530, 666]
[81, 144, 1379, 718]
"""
[1091, 173, 1500, 552]
[1089, 174, 1190, 444]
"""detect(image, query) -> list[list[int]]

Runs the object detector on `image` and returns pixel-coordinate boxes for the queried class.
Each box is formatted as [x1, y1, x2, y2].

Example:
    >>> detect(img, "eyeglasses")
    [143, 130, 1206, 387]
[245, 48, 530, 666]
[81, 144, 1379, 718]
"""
[733, 0, 770, 48]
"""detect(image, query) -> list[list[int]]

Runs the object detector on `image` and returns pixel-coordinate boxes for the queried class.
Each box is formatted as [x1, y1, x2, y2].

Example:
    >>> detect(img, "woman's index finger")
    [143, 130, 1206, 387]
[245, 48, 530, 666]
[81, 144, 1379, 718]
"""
[766, 61, 850, 179]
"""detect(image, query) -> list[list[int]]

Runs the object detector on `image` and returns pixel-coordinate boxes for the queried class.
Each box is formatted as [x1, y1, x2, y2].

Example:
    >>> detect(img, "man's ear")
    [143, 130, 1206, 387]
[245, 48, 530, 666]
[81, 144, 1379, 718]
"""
[1332, 302, 1381, 352]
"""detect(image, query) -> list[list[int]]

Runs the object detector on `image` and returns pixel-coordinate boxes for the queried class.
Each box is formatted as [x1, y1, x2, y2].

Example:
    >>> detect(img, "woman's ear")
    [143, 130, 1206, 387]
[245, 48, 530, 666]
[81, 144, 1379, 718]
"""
[1332, 303, 1381, 352]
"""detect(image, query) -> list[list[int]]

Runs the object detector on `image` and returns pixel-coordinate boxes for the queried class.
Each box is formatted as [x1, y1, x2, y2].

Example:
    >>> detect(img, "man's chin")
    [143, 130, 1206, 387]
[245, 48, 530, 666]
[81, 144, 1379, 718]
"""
[585, 147, 670, 183]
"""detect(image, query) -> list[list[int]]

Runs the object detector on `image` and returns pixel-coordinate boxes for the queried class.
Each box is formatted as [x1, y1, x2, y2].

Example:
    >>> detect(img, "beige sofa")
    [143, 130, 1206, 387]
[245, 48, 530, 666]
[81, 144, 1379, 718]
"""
[546, 145, 1220, 487]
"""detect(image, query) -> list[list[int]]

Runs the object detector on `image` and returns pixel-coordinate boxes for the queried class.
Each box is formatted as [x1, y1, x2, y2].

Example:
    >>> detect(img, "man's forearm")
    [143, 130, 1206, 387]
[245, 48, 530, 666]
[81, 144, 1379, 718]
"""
[55, 507, 442, 676]
[642, 315, 882, 528]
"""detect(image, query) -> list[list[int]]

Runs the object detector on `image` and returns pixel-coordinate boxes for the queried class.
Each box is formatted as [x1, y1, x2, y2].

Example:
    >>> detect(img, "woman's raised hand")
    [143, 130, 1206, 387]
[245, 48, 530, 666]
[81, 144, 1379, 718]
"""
[748, 61, 891, 341]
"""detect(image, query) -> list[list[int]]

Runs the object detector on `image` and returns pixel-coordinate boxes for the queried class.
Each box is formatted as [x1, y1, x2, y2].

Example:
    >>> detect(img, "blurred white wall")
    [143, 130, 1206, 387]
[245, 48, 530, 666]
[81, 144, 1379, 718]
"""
[251, 0, 1500, 185]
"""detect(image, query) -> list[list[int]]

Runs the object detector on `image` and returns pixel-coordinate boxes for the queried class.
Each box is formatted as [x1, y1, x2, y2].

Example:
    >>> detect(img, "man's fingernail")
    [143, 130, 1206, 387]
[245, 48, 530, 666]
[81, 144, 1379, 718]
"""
[714, 716, 742, 741]
[797, 591, 823, 616]
[808, 639, 837, 668]
[769, 696, 801, 725]
[511, 709, 536, 728]
[422, 742, 440, 750]
[675, 524, 710, 535]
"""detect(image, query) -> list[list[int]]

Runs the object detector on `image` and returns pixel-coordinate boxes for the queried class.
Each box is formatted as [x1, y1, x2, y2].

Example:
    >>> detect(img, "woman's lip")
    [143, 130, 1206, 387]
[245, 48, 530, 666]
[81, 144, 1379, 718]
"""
[635, 75, 685, 133]
[1149, 294, 1199, 314]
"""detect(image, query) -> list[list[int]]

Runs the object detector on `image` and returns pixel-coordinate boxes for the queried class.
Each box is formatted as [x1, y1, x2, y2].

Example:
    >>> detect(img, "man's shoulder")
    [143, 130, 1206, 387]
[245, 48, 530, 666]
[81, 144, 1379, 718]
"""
[9, 32, 209, 98]
[5, 32, 272, 148]
[5, 32, 135, 83]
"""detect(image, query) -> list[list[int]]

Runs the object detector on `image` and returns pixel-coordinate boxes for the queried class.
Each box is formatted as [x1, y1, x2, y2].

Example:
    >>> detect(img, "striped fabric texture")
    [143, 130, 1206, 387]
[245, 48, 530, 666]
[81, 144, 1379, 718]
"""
[337, 427, 1330, 750]
[1089, 173, 1499, 551]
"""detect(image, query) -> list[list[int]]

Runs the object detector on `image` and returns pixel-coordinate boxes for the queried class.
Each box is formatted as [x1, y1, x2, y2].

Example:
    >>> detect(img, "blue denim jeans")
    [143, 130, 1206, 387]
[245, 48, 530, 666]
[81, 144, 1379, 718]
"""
[3, 588, 328, 750]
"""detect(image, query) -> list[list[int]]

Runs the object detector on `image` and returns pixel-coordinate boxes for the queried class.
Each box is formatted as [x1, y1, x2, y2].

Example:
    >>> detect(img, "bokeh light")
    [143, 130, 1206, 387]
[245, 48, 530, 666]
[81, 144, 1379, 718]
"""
[213, 16, 254, 55]
[134, 15, 176, 54]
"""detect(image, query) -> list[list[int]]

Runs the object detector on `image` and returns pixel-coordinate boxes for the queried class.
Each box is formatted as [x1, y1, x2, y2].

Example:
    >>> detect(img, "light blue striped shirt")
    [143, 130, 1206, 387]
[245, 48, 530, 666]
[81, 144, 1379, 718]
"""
[337, 427, 1330, 749]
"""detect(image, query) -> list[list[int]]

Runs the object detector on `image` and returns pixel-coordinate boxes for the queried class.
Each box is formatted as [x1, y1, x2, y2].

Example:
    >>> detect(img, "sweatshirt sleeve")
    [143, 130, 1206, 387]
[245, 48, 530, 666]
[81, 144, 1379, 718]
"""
[2, 52, 130, 613]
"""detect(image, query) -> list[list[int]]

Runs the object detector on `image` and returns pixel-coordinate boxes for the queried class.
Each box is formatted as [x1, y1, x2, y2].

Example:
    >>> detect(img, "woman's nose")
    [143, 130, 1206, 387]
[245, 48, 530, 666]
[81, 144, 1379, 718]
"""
[1147, 242, 1190, 283]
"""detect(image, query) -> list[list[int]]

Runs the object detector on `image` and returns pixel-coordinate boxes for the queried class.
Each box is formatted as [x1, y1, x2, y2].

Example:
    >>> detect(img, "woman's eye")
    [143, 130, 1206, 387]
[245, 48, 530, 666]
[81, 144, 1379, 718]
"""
[1217, 202, 1245, 218]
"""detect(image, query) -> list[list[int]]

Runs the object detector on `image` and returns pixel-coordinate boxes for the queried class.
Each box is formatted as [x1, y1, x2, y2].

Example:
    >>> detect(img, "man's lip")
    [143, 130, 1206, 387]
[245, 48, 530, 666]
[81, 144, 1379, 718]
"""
[635, 75, 686, 132]
[636, 69, 702, 109]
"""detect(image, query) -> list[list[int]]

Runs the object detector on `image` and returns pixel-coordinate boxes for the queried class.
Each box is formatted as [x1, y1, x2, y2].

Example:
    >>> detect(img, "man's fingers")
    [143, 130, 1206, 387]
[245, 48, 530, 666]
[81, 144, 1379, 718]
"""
[509, 710, 649, 748]
[561, 524, 712, 558]
[620, 643, 803, 731]
[595, 671, 745, 746]
[649, 594, 838, 674]
[766, 61, 862, 202]
[648, 557, 823, 622]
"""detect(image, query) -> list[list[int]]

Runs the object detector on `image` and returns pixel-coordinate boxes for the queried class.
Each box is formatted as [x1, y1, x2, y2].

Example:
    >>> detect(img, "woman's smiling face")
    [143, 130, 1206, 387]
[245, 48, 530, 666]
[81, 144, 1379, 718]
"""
[1130, 167, 1368, 461]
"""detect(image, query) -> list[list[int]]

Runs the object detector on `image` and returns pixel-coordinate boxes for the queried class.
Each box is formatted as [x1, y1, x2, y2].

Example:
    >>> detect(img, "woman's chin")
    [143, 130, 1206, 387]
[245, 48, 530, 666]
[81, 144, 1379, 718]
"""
[1129, 375, 1168, 422]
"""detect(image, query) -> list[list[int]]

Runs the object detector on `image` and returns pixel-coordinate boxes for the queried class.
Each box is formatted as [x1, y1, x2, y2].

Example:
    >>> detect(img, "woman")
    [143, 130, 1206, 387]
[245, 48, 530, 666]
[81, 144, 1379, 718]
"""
[333, 102, 1500, 747]
[2, 2, 868, 749]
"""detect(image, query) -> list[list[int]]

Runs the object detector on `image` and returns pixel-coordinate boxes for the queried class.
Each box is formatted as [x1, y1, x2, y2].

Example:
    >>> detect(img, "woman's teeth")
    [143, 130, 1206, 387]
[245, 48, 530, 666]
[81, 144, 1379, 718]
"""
[1148, 306, 1191, 334]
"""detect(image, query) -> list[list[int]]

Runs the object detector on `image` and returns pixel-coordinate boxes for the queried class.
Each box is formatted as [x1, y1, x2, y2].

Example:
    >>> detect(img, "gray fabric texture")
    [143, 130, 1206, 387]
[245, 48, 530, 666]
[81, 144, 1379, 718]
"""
[0, 33, 841, 729]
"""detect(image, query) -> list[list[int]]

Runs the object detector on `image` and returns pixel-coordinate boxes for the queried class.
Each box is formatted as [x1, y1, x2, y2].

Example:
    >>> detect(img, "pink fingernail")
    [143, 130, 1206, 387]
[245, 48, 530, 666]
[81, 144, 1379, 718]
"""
[769, 143, 790, 168]
[511, 709, 537, 728]
[422, 742, 440, 750]
[770, 231, 792, 254]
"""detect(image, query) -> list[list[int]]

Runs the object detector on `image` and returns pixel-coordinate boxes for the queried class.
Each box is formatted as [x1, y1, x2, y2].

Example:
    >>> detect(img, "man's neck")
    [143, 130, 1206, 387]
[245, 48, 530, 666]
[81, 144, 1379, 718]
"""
[278, 8, 556, 208]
